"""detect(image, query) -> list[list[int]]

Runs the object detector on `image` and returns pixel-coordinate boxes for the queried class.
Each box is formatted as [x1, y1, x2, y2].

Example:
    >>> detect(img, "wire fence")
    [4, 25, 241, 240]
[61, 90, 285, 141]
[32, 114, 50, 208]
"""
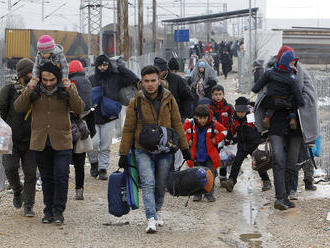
[309, 71, 330, 179]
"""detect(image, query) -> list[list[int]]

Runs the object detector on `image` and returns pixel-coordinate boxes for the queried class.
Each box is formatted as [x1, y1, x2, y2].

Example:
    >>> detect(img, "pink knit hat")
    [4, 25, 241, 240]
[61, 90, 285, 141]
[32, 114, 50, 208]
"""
[37, 35, 55, 53]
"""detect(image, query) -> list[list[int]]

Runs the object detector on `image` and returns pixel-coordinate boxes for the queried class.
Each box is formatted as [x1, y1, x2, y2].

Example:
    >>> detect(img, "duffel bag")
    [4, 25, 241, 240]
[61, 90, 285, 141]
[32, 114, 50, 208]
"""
[108, 170, 130, 217]
[167, 166, 214, 196]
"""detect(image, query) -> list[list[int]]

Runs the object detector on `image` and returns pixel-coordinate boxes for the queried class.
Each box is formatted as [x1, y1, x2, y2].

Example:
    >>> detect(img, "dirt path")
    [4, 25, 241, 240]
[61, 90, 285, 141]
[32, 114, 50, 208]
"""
[1, 73, 330, 248]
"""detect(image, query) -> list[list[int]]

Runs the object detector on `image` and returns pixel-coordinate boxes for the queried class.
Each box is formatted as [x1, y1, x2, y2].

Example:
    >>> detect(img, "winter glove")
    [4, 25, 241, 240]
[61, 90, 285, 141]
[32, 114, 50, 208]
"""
[182, 149, 192, 161]
[118, 155, 129, 170]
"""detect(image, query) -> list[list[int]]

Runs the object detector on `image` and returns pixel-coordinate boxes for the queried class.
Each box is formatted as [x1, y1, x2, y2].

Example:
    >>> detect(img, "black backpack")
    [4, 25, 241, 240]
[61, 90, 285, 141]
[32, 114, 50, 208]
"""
[136, 96, 180, 154]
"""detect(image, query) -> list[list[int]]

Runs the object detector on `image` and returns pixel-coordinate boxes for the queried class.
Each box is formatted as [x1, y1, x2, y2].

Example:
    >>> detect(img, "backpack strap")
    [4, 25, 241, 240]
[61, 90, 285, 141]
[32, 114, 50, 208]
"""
[135, 96, 144, 124]
[190, 119, 194, 145]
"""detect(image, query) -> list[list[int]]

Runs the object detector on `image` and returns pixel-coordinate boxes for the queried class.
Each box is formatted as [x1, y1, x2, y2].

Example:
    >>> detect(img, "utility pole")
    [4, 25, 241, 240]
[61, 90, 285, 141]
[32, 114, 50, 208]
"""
[99, 0, 103, 55]
[152, 0, 156, 53]
[8, 0, 11, 10]
[248, 0, 252, 87]
[117, 0, 129, 59]
[41, 0, 44, 21]
[223, 3, 227, 37]
[80, 1, 103, 66]
[113, 0, 116, 56]
[138, 0, 143, 55]
[206, 0, 210, 43]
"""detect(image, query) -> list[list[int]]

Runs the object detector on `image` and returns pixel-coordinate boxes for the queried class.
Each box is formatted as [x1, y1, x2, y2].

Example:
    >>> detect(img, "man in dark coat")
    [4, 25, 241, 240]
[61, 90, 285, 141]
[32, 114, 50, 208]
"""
[88, 55, 139, 180]
[220, 50, 233, 79]
[0, 58, 37, 217]
[154, 57, 193, 119]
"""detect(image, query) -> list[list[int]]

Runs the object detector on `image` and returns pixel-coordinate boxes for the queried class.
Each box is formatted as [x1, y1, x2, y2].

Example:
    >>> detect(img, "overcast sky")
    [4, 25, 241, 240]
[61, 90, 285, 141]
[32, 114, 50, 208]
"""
[0, 0, 328, 32]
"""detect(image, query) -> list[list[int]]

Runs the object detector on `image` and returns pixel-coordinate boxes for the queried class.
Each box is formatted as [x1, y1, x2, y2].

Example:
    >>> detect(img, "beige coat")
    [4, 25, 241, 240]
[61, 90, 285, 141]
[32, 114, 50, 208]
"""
[14, 84, 85, 151]
[119, 88, 189, 155]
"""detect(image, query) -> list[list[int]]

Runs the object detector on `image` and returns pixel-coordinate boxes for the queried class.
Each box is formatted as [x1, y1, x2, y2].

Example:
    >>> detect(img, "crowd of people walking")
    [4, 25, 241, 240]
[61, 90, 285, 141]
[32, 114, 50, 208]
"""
[0, 34, 320, 235]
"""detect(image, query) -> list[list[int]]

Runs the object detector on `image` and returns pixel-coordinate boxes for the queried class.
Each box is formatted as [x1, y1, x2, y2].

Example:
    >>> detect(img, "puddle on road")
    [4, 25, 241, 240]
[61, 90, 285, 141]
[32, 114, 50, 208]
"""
[240, 233, 262, 248]
[242, 200, 258, 226]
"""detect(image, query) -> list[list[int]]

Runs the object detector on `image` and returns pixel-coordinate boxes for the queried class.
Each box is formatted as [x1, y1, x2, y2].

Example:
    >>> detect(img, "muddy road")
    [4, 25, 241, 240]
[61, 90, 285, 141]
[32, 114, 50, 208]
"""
[0, 74, 330, 248]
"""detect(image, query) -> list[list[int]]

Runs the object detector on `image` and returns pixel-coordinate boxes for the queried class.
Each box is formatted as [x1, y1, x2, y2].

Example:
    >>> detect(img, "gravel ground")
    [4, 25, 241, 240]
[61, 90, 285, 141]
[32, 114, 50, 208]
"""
[1, 72, 330, 248]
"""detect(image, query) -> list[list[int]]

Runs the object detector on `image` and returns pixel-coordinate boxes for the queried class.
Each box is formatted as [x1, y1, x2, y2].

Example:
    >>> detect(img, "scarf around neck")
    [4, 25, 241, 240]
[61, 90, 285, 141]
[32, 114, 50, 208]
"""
[39, 83, 58, 96]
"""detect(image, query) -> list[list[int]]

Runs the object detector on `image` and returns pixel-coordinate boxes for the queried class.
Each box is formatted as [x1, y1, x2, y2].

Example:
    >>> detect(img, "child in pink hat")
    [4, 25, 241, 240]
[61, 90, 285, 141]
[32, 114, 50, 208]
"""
[32, 35, 69, 85]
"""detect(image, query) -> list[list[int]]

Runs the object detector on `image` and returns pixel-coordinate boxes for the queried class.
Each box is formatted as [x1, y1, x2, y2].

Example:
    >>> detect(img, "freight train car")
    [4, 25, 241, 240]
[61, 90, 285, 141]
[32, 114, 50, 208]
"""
[4, 28, 115, 69]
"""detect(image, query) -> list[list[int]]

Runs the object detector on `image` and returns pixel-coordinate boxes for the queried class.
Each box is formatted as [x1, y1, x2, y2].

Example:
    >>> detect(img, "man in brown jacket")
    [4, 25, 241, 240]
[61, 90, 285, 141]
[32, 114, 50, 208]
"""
[14, 62, 85, 225]
[118, 65, 191, 233]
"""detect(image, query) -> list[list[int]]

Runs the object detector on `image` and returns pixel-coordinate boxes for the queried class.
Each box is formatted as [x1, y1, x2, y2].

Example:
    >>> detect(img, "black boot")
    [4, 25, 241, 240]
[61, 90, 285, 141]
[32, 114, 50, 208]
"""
[90, 162, 99, 178]
[13, 189, 23, 209]
[304, 180, 317, 191]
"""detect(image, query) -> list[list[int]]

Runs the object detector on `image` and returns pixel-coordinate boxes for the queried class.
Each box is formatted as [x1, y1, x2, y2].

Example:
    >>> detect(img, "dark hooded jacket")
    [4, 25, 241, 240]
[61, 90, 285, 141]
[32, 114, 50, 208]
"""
[89, 55, 139, 124]
[70, 71, 92, 111]
[251, 51, 305, 107]
[0, 77, 31, 152]
[220, 51, 233, 74]
[252, 46, 310, 140]
[231, 111, 261, 152]
[163, 71, 193, 119]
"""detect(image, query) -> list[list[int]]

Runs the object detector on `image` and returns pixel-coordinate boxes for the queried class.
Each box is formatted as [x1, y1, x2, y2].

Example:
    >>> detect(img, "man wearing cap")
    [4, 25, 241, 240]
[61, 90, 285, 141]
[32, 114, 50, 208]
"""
[88, 55, 139, 180]
[0, 58, 37, 217]
[154, 57, 192, 120]
[14, 62, 85, 224]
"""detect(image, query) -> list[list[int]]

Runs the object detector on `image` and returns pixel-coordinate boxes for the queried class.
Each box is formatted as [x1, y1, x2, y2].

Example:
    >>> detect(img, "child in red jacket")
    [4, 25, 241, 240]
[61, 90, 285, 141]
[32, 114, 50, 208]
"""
[183, 104, 227, 202]
[209, 84, 234, 187]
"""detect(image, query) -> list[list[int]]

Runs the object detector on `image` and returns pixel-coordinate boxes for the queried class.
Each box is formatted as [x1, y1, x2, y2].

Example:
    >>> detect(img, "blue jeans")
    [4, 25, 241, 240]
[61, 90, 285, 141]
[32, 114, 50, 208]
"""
[35, 147, 72, 214]
[135, 148, 173, 220]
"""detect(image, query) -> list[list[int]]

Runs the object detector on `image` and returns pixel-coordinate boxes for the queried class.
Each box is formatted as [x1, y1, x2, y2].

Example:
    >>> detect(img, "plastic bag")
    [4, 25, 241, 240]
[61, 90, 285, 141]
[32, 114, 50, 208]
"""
[219, 144, 237, 167]
[0, 117, 13, 154]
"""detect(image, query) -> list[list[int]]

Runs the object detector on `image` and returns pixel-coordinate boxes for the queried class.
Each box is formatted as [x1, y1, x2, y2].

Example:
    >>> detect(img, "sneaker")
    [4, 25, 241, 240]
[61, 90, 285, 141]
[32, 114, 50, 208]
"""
[13, 190, 23, 209]
[284, 198, 296, 208]
[262, 180, 272, 191]
[90, 162, 99, 178]
[219, 177, 227, 188]
[274, 199, 289, 211]
[205, 194, 216, 202]
[54, 211, 64, 225]
[145, 217, 157, 233]
[41, 213, 54, 224]
[225, 178, 235, 192]
[156, 212, 164, 227]
[98, 169, 108, 180]
[24, 206, 35, 217]
[192, 194, 202, 202]
[75, 188, 84, 200]
[289, 190, 298, 200]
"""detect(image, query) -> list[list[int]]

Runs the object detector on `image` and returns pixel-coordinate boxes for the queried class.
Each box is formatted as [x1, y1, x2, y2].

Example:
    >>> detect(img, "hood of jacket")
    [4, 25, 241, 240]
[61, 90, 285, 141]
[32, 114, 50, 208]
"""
[53, 44, 64, 55]
[190, 59, 217, 85]
[278, 51, 298, 72]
